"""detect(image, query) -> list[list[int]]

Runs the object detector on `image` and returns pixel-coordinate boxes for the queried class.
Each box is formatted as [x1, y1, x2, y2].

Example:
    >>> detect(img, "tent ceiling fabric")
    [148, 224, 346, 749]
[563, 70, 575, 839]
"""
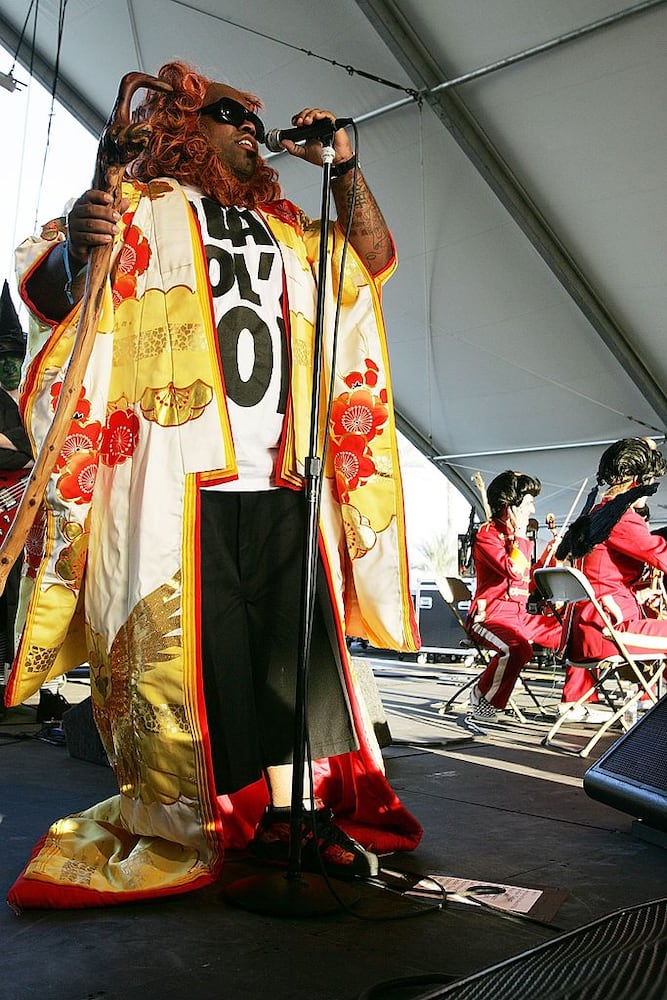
[1, 0, 666, 526]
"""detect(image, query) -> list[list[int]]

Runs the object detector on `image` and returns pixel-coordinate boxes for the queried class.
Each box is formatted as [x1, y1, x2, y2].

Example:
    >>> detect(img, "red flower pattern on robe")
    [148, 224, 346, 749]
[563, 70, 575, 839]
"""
[24, 507, 47, 579]
[49, 384, 103, 473]
[112, 222, 151, 305]
[329, 360, 389, 503]
[330, 387, 387, 443]
[101, 408, 140, 466]
[54, 421, 103, 472]
[332, 434, 377, 503]
[56, 450, 98, 505]
[50, 383, 91, 422]
[112, 273, 138, 305]
[344, 357, 380, 390]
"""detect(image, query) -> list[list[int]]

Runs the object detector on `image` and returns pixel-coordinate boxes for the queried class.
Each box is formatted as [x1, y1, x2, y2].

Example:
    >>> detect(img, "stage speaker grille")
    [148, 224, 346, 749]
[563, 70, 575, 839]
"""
[61, 697, 109, 767]
[584, 694, 667, 832]
[409, 898, 667, 999]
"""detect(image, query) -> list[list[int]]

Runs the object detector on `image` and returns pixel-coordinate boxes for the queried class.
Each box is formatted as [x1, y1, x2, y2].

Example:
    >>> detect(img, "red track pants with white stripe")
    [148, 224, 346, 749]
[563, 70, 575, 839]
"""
[470, 604, 562, 709]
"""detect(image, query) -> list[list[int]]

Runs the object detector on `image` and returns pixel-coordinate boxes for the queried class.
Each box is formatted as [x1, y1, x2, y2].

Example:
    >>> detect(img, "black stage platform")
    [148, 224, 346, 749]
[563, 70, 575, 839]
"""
[2, 660, 665, 999]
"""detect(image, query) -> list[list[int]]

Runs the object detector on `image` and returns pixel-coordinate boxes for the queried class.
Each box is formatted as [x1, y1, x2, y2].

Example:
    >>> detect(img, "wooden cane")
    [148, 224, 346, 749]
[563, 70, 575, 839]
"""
[0, 72, 172, 594]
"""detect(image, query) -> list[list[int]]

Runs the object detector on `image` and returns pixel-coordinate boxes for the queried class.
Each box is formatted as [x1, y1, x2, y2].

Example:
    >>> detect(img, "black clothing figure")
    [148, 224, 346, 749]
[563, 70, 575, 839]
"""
[0, 281, 30, 667]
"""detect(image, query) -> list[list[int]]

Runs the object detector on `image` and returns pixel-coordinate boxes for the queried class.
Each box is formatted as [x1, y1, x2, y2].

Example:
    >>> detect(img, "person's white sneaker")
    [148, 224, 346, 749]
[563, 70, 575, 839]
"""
[558, 702, 613, 724]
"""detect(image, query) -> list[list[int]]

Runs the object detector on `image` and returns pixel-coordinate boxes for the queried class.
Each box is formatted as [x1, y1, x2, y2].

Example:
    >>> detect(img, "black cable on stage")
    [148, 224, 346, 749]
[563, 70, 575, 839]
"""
[0, 730, 36, 744]
[0, 722, 66, 746]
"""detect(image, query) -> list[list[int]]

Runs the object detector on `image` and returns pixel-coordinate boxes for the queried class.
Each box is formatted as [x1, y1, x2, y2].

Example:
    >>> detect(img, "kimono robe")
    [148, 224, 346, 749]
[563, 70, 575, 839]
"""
[5, 178, 421, 909]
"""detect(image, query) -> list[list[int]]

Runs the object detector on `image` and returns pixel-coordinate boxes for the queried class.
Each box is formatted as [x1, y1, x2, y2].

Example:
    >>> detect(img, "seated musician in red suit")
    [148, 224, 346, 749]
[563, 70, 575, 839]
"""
[466, 470, 563, 721]
[556, 437, 667, 710]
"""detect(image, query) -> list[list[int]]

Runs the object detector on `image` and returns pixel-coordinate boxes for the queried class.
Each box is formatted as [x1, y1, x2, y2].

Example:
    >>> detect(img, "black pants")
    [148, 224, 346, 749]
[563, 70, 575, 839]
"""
[199, 489, 356, 794]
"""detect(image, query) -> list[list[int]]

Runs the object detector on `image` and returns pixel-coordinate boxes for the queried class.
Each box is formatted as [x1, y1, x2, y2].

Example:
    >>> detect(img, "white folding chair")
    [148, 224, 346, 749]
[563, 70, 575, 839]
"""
[431, 576, 490, 711]
[434, 576, 549, 723]
[533, 566, 667, 757]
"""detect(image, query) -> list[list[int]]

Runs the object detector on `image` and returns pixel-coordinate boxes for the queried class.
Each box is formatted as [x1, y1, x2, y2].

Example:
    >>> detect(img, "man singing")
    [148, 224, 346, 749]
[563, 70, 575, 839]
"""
[6, 61, 421, 908]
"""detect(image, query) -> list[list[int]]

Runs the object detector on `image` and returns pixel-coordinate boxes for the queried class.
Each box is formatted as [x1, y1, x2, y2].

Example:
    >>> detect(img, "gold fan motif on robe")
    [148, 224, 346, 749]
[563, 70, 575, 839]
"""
[140, 380, 213, 426]
[341, 503, 377, 559]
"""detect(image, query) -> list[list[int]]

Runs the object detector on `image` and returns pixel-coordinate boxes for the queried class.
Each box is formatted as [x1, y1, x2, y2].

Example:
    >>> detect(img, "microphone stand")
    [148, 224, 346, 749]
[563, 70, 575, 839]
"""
[224, 135, 359, 916]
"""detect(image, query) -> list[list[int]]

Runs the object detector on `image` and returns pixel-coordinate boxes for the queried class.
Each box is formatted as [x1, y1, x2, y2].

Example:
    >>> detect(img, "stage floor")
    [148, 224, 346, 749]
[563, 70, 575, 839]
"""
[2, 657, 664, 1000]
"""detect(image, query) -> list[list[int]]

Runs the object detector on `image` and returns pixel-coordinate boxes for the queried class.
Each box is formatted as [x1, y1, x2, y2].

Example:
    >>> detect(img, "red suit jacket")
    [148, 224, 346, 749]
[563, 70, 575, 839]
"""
[568, 504, 667, 661]
[466, 520, 533, 626]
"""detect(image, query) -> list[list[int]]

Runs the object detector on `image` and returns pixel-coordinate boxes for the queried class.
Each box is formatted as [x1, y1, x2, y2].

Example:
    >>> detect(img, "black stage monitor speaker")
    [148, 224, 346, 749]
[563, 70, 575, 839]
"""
[61, 697, 109, 767]
[411, 580, 469, 653]
[584, 693, 667, 832]
[403, 898, 667, 999]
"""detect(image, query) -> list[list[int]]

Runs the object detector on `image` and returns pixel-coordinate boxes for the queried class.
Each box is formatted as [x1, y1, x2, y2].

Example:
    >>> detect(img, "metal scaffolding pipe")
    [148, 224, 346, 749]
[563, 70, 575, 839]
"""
[348, 0, 667, 128]
[429, 0, 667, 98]
[434, 435, 666, 462]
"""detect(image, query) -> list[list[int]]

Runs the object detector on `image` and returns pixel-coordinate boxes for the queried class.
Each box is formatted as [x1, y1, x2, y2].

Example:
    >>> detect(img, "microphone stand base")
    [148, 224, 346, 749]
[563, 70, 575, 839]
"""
[222, 869, 359, 917]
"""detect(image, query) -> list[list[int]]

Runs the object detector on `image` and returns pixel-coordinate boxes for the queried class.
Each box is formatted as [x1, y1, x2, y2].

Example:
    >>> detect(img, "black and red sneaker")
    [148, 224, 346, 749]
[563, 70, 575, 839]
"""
[250, 805, 379, 880]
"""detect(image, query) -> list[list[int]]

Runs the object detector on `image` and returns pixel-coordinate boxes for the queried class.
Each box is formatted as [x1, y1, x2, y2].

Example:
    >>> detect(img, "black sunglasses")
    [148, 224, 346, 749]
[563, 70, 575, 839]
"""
[199, 97, 266, 144]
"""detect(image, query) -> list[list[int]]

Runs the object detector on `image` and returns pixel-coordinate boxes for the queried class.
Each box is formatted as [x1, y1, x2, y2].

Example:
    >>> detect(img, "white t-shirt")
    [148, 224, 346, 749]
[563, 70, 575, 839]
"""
[185, 187, 288, 490]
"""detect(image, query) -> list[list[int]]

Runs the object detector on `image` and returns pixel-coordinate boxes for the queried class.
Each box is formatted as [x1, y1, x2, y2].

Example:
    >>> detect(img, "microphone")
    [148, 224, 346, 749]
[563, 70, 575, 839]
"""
[264, 117, 353, 153]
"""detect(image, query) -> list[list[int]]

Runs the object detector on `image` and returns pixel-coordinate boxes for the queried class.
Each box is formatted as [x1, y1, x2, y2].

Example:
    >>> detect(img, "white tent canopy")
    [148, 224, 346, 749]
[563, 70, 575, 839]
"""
[1, 0, 665, 527]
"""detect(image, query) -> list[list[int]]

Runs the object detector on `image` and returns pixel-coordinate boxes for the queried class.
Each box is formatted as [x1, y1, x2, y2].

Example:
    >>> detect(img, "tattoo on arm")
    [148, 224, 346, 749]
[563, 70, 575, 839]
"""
[332, 172, 392, 275]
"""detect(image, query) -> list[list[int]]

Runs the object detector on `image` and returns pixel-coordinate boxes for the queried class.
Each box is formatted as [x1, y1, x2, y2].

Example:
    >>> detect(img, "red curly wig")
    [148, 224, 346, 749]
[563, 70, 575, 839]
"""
[129, 61, 282, 208]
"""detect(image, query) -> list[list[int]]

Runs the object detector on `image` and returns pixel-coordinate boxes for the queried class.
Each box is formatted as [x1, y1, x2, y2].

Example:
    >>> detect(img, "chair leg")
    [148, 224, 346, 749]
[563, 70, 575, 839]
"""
[543, 661, 667, 757]
[437, 673, 479, 714]
[542, 701, 584, 753]
[517, 674, 553, 717]
[577, 687, 646, 758]
[507, 695, 527, 724]
[542, 674, 613, 755]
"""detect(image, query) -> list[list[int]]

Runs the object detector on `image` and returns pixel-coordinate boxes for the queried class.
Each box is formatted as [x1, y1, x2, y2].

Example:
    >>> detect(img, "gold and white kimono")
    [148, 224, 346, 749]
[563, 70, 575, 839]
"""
[6, 179, 421, 908]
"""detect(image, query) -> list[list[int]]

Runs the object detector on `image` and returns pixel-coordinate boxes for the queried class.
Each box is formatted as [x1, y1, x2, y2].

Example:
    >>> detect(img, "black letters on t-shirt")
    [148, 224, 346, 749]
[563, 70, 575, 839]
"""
[200, 199, 274, 247]
[191, 200, 288, 413]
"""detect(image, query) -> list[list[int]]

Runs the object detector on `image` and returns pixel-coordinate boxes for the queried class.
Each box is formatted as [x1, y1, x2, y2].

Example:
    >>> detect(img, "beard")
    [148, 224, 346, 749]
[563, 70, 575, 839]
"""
[131, 132, 282, 210]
